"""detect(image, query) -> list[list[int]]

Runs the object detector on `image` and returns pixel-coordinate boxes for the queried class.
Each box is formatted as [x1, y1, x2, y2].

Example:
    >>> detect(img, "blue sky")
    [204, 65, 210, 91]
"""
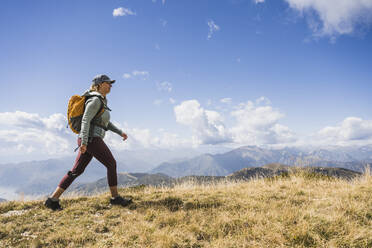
[1, 0, 372, 162]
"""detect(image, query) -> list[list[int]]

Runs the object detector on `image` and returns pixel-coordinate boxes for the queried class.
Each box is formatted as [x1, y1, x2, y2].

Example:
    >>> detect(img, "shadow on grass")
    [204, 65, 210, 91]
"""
[129, 196, 223, 212]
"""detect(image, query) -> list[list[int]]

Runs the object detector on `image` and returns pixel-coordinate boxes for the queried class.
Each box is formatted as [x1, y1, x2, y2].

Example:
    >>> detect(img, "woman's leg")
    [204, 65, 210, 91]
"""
[86, 137, 118, 197]
[51, 186, 65, 199]
[109, 186, 119, 198]
[55, 139, 94, 197]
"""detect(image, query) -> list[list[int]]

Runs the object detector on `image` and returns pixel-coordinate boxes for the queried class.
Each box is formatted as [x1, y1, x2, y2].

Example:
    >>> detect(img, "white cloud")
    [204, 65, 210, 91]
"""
[0, 111, 67, 132]
[123, 73, 131, 79]
[133, 70, 150, 80]
[0, 111, 74, 159]
[256, 96, 271, 105]
[220, 98, 232, 104]
[169, 98, 176, 104]
[132, 70, 149, 77]
[174, 100, 232, 146]
[123, 70, 149, 80]
[207, 20, 220, 40]
[284, 0, 372, 38]
[174, 98, 298, 147]
[104, 122, 191, 150]
[0, 111, 193, 159]
[157, 81, 172, 92]
[254, 0, 265, 3]
[230, 101, 297, 145]
[113, 7, 136, 17]
[313, 117, 372, 146]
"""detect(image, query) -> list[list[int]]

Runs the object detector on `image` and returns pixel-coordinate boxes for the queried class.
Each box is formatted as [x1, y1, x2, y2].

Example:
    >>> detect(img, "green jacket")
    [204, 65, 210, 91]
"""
[78, 90, 123, 146]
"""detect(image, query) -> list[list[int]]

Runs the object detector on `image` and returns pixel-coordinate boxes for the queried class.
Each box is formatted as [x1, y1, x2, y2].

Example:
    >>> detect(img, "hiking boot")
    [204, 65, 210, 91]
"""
[44, 197, 63, 211]
[110, 196, 132, 207]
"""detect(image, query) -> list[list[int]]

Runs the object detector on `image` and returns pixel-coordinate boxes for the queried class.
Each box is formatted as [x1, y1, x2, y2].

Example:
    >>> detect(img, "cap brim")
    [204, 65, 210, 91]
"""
[109, 80, 115, 84]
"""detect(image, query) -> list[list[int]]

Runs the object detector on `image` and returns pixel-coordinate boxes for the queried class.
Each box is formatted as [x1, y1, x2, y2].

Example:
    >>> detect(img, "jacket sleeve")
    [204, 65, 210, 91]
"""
[80, 97, 101, 145]
[107, 122, 123, 136]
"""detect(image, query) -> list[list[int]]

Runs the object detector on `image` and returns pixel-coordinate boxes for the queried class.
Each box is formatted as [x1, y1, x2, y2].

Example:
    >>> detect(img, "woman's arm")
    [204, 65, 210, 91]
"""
[107, 122, 123, 136]
[108, 122, 127, 141]
[80, 97, 101, 146]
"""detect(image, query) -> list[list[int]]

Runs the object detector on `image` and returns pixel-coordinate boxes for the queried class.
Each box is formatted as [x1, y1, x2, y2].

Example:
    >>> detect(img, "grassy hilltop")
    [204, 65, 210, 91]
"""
[1, 171, 371, 248]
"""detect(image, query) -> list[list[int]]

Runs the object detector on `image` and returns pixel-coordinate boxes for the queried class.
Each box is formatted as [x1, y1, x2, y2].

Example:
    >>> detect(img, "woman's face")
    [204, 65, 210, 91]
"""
[100, 82, 112, 95]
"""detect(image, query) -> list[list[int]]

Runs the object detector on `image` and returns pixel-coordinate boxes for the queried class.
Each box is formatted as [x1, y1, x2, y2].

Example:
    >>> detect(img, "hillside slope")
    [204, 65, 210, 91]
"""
[1, 172, 371, 247]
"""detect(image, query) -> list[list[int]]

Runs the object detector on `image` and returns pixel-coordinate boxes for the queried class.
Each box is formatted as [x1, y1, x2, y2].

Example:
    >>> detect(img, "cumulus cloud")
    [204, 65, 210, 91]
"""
[230, 101, 297, 145]
[174, 98, 298, 147]
[313, 117, 372, 146]
[104, 122, 191, 150]
[0, 111, 193, 160]
[0, 111, 74, 159]
[254, 0, 265, 3]
[207, 20, 220, 40]
[174, 100, 232, 146]
[113, 7, 136, 17]
[284, 0, 372, 38]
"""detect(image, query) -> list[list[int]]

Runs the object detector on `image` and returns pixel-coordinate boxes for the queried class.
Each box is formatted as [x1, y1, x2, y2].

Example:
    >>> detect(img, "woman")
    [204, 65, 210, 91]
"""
[45, 74, 132, 210]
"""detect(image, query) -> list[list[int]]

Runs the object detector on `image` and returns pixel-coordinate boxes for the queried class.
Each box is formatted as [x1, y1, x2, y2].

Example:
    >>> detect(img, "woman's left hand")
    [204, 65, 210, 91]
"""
[121, 132, 128, 141]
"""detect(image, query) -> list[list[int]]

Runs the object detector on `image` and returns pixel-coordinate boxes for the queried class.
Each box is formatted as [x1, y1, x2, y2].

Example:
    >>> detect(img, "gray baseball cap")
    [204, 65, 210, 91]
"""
[92, 74, 116, 85]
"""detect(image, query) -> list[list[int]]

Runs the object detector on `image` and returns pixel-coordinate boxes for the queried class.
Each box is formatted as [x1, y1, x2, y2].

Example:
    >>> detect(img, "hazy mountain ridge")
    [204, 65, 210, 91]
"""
[0, 148, 212, 197]
[1, 145, 372, 197]
[151, 145, 372, 177]
[0, 158, 135, 196]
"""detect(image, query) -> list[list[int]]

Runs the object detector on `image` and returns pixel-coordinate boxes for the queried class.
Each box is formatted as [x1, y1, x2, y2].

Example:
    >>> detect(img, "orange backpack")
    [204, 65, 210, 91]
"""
[67, 95, 105, 134]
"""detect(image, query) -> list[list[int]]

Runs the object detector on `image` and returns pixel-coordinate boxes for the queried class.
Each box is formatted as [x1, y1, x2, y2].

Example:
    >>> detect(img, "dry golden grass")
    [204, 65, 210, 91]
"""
[0, 171, 371, 248]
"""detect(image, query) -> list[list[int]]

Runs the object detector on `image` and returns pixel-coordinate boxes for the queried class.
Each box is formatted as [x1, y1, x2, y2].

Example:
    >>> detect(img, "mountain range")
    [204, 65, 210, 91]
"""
[0, 147, 201, 196]
[1, 145, 371, 197]
[150, 145, 372, 177]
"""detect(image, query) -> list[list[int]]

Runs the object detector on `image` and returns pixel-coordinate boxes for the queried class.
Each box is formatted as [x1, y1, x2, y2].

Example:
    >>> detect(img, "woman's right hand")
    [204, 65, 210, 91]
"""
[80, 144, 87, 154]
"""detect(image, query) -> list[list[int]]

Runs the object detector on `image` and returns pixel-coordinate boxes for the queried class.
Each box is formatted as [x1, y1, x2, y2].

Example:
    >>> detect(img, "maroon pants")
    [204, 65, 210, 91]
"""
[58, 137, 118, 190]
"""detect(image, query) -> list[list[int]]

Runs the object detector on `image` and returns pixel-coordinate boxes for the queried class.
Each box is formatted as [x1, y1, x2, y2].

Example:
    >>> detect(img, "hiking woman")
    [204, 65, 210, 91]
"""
[45, 74, 132, 210]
